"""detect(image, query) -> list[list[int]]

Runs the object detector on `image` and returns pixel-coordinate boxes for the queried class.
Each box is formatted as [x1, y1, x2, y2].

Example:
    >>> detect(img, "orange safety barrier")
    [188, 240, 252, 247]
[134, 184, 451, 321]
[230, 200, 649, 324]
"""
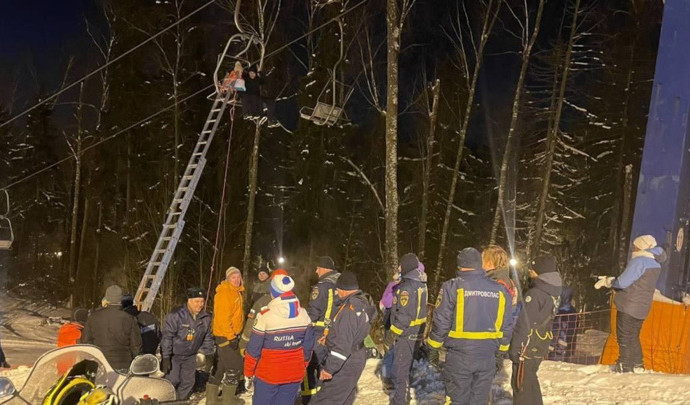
[600, 295, 690, 374]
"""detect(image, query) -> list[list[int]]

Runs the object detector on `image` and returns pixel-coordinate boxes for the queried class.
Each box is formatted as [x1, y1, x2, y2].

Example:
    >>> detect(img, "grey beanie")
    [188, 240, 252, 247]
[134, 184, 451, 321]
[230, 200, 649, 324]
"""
[103, 285, 124, 305]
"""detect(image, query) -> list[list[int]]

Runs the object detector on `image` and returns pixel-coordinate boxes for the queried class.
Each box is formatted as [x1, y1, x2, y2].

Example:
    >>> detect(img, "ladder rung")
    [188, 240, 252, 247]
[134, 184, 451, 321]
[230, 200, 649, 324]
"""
[150, 262, 161, 266]
[169, 211, 182, 216]
[193, 152, 203, 156]
[155, 249, 166, 254]
[162, 237, 172, 241]
[182, 175, 193, 180]
[198, 141, 208, 145]
[207, 119, 217, 123]
[212, 108, 222, 112]
[179, 187, 188, 192]
[202, 130, 212, 134]
[163, 224, 177, 228]
[145, 274, 157, 279]
[189, 164, 199, 168]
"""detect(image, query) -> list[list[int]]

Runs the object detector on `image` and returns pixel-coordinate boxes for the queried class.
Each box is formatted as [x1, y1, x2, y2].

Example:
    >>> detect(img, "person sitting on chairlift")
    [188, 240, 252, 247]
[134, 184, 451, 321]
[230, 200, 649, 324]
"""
[242, 66, 264, 119]
[220, 61, 246, 94]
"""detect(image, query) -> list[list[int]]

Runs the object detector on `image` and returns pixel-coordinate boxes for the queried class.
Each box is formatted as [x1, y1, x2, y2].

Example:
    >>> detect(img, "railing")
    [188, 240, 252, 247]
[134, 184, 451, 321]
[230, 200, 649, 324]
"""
[545, 309, 611, 365]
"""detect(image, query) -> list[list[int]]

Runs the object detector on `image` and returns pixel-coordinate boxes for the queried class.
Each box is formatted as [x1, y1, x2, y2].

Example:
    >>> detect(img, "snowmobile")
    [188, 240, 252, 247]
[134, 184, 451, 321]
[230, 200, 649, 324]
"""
[0, 345, 184, 405]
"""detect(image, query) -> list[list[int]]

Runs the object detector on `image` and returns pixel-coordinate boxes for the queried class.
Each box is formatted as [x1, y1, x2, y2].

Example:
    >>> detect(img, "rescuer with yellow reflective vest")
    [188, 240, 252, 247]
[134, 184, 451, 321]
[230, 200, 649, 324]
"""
[383, 253, 428, 405]
[301, 256, 341, 403]
[426, 247, 512, 405]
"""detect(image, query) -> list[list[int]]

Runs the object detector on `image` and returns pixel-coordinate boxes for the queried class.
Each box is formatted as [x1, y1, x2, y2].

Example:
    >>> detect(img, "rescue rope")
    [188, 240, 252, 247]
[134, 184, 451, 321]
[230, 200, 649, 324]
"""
[205, 92, 238, 306]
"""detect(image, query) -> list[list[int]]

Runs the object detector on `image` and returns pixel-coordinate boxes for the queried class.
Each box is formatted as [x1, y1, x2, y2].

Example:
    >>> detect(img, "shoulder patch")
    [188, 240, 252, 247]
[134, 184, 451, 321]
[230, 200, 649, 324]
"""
[260, 308, 270, 315]
[525, 295, 532, 303]
[311, 286, 319, 301]
[400, 291, 410, 307]
[435, 288, 443, 308]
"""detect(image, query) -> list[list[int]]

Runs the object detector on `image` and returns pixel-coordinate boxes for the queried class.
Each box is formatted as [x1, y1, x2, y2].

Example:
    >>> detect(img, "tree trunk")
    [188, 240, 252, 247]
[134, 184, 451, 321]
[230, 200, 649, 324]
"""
[610, 46, 637, 269]
[67, 83, 85, 309]
[242, 122, 263, 276]
[418, 79, 441, 262]
[529, 0, 581, 259]
[92, 202, 103, 304]
[618, 164, 634, 272]
[489, 0, 546, 245]
[385, 0, 401, 276]
[433, 0, 501, 292]
[76, 195, 90, 300]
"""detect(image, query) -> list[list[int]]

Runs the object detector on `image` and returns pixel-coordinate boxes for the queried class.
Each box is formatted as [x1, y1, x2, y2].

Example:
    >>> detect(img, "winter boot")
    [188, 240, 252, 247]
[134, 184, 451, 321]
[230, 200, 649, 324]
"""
[205, 382, 220, 405]
[221, 383, 245, 405]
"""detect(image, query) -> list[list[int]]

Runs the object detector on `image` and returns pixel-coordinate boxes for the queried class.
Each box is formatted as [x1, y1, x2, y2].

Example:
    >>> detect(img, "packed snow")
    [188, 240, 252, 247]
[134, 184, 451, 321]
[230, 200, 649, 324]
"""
[3, 304, 690, 404]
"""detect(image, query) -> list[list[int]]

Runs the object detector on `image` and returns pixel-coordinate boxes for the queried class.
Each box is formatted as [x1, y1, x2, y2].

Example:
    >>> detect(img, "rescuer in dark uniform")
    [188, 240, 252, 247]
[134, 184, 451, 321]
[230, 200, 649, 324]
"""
[311, 271, 375, 405]
[509, 255, 562, 405]
[383, 253, 428, 405]
[427, 248, 512, 405]
[302, 256, 341, 402]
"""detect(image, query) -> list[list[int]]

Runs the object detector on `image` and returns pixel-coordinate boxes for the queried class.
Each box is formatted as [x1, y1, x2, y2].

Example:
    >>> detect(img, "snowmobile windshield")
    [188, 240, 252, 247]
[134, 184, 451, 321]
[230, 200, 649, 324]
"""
[1, 345, 114, 404]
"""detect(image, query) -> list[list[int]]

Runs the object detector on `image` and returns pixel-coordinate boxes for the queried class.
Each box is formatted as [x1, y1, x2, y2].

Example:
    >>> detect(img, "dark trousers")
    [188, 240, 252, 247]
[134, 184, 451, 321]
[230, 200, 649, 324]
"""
[391, 336, 422, 405]
[311, 349, 367, 405]
[253, 377, 300, 404]
[511, 359, 542, 405]
[166, 355, 196, 400]
[212, 337, 243, 385]
[443, 351, 495, 405]
[301, 329, 326, 403]
[616, 311, 645, 371]
[242, 94, 262, 117]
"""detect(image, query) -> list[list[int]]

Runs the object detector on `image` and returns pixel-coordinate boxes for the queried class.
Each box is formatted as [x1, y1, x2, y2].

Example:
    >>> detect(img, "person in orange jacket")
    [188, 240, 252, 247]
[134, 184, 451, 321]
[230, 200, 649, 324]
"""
[210, 266, 246, 404]
[57, 307, 89, 374]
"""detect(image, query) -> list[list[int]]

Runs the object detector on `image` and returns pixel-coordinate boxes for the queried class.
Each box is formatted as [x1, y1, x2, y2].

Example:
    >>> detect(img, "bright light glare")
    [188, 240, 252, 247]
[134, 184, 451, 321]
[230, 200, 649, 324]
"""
[277, 256, 286, 264]
[509, 258, 518, 267]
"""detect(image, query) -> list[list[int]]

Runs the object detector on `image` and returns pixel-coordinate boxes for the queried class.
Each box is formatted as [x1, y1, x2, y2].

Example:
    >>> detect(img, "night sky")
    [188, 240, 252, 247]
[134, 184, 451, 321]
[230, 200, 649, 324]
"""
[0, 0, 104, 107]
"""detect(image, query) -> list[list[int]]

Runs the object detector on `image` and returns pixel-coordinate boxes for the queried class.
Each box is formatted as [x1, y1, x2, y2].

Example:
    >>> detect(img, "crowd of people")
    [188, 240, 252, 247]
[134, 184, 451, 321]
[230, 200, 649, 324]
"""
[50, 233, 665, 405]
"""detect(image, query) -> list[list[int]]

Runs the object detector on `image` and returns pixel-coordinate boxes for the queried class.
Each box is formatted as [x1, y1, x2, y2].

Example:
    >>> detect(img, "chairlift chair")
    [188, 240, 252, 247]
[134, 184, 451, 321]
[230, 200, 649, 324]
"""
[300, 79, 354, 127]
[0, 190, 13, 250]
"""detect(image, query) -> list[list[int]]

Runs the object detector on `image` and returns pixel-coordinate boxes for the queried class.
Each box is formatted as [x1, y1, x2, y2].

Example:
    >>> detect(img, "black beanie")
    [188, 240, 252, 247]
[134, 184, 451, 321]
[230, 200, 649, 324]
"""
[400, 253, 420, 275]
[317, 256, 335, 270]
[456, 247, 482, 270]
[336, 271, 359, 290]
[72, 307, 89, 324]
[187, 287, 206, 299]
[532, 255, 558, 275]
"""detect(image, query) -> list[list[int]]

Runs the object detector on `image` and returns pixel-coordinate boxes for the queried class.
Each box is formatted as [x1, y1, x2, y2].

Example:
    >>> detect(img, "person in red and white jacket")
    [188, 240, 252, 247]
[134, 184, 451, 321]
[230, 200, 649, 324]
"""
[244, 274, 315, 404]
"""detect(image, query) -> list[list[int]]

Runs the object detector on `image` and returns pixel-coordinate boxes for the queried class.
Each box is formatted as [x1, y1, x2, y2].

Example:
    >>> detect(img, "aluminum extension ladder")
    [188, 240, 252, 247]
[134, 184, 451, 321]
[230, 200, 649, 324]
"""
[134, 90, 233, 312]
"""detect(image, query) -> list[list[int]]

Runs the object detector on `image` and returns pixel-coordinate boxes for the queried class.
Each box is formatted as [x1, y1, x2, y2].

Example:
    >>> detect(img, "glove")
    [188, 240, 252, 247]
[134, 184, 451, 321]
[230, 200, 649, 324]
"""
[383, 331, 398, 352]
[244, 376, 254, 390]
[427, 346, 441, 370]
[594, 276, 615, 289]
[160, 357, 172, 375]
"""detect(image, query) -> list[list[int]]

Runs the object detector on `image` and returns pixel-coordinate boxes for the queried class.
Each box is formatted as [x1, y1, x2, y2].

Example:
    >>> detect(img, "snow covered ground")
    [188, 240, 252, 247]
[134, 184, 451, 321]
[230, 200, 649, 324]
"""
[2, 304, 690, 404]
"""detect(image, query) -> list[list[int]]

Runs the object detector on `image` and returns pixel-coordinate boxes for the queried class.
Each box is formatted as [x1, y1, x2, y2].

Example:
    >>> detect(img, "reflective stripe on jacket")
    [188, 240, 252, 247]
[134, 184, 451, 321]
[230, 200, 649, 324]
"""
[307, 271, 341, 329]
[427, 269, 512, 358]
[390, 277, 427, 337]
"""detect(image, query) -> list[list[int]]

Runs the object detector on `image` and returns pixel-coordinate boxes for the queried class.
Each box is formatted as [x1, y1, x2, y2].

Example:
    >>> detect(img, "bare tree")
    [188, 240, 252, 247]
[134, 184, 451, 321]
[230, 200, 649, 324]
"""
[385, 0, 417, 275]
[239, 0, 282, 274]
[528, 0, 582, 259]
[418, 79, 440, 262]
[489, 0, 546, 244]
[433, 0, 502, 291]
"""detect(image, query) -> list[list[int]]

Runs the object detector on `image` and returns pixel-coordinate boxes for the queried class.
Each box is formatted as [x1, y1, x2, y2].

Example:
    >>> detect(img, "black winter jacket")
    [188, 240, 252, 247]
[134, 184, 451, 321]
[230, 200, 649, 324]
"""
[80, 305, 142, 370]
[509, 274, 562, 361]
[322, 291, 376, 375]
[242, 71, 264, 96]
[161, 305, 214, 359]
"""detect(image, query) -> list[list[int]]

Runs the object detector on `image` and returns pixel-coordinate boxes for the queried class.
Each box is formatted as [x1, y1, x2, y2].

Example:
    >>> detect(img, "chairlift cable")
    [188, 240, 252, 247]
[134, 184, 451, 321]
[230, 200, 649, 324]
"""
[0, 0, 367, 192]
[0, 0, 220, 131]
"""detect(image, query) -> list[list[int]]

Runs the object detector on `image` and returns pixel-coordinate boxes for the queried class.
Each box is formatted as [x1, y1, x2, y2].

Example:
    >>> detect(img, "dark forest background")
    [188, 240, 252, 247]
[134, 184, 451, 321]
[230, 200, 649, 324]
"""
[0, 0, 663, 317]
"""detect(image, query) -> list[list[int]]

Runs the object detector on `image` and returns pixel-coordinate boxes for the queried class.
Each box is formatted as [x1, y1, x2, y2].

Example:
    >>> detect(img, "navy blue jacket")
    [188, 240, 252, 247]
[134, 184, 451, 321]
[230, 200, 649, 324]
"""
[427, 269, 512, 359]
[161, 305, 214, 359]
[390, 273, 427, 338]
[323, 291, 376, 375]
[307, 271, 341, 331]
